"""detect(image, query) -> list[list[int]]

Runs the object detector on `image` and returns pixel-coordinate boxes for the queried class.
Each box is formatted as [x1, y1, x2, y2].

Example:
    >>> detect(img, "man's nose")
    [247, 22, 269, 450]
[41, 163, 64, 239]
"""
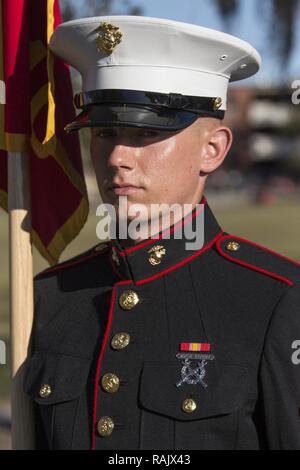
[107, 143, 138, 170]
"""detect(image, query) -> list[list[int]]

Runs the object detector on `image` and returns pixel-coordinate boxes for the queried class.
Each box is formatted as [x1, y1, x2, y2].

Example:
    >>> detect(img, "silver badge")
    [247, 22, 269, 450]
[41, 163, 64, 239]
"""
[176, 353, 215, 389]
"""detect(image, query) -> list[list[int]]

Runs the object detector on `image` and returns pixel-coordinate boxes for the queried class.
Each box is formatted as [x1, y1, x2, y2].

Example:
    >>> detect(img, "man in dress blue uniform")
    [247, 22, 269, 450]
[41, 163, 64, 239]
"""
[24, 16, 300, 450]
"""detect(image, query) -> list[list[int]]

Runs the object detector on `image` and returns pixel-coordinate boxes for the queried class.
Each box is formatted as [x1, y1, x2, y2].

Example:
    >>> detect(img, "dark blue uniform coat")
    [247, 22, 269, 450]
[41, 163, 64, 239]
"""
[24, 197, 300, 450]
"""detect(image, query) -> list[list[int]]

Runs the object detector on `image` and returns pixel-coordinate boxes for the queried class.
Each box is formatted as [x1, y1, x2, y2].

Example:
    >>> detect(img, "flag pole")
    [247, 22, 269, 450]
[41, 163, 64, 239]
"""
[8, 150, 35, 449]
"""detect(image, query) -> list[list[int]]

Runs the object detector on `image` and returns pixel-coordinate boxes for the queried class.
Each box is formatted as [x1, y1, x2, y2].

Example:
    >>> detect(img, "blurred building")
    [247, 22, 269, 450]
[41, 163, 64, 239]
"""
[208, 86, 300, 202]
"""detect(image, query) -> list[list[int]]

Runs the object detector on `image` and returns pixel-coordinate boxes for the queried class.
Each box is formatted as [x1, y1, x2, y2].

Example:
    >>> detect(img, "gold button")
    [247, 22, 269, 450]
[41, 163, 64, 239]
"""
[148, 245, 166, 266]
[101, 373, 120, 393]
[97, 416, 115, 437]
[225, 241, 240, 252]
[119, 290, 139, 310]
[182, 398, 197, 413]
[111, 333, 131, 350]
[39, 384, 52, 398]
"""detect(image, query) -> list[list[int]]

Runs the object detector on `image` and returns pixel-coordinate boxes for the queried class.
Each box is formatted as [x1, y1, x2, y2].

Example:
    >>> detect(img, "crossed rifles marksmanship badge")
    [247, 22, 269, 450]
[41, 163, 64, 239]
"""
[176, 343, 215, 389]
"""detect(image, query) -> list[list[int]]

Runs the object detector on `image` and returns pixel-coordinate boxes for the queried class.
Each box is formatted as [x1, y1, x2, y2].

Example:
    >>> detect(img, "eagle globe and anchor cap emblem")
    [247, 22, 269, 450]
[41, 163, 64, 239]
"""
[95, 21, 123, 54]
[148, 245, 167, 266]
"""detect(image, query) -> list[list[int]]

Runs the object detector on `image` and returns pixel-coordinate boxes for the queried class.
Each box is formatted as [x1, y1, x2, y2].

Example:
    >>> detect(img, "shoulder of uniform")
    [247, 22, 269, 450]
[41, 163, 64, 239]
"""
[34, 241, 112, 281]
[215, 233, 300, 287]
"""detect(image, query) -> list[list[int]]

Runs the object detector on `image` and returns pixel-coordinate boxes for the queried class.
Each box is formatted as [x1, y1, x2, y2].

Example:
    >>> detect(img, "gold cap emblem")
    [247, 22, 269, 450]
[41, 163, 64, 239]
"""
[148, 245, 166, 266]
[213, 97, 222, 111]
[95, 22, 123, 55]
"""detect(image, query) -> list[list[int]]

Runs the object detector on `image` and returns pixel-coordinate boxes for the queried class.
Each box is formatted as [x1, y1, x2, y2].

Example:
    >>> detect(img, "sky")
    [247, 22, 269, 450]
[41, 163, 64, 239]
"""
[66, 0, 300, 87]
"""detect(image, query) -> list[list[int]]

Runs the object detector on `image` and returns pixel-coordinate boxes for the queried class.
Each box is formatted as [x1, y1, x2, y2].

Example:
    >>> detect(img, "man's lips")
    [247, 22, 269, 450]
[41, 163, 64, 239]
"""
[108, 183, 143, 195]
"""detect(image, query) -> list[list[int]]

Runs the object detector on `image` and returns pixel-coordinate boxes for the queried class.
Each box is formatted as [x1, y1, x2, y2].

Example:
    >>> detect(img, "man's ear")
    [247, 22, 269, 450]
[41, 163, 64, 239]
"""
[200, 126, 233, 175]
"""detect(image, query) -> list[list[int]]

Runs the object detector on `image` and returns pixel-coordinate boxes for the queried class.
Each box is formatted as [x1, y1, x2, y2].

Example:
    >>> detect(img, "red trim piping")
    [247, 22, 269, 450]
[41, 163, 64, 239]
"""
[91, 287, 116, 449]
[220, 234, 300, 268]
[112, 197, 207, 256]
[91, 280, 131, 450]
[216, 235, 295, 287]
[135, 230, 224, 285]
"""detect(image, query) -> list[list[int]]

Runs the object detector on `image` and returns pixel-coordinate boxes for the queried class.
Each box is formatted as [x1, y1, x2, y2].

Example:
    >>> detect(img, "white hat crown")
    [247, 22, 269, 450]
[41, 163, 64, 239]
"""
[50, 15, 261, 112]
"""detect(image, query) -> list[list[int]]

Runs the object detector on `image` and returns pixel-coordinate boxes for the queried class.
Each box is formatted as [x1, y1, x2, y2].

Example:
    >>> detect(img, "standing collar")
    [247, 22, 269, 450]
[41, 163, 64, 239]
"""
[109, 196, 223, 283]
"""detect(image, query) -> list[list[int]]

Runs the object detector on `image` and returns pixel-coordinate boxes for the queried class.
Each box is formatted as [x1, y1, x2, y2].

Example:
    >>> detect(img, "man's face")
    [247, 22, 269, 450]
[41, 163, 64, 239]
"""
[90, 118, 216, 220]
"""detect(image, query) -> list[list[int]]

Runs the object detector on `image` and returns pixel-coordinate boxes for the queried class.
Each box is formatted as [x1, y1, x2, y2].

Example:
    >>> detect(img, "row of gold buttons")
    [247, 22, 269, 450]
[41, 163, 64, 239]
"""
[97, 289, 139, 437]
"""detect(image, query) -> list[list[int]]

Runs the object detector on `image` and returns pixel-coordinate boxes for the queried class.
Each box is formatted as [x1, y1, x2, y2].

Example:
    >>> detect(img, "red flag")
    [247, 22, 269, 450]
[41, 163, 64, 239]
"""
[0, 0, 89, 265]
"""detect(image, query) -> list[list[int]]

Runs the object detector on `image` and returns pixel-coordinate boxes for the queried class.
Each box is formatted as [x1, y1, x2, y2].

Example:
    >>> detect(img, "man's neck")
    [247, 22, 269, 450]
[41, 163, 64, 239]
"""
[115, 197, 204, 248]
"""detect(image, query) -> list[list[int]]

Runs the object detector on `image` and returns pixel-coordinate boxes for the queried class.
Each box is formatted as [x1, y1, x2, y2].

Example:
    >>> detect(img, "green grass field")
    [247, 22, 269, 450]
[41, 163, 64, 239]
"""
[1, 197, 300, 403]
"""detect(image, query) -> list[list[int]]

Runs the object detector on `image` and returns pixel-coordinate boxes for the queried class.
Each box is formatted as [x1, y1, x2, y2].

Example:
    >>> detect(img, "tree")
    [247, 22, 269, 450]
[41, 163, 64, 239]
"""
[215, 0, 300, 64]
[61, 0, 143, 22]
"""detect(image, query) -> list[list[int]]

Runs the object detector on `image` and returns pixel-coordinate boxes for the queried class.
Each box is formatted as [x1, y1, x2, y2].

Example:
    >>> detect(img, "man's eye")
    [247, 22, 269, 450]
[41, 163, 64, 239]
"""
[139, 130, 159, 138]
[95, 130, 115, 138]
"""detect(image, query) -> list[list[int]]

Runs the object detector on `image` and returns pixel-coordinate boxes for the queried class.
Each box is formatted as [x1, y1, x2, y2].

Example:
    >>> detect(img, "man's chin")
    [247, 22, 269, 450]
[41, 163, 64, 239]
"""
[107, 194, 148, 211]
[104, 191, 146, 204]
